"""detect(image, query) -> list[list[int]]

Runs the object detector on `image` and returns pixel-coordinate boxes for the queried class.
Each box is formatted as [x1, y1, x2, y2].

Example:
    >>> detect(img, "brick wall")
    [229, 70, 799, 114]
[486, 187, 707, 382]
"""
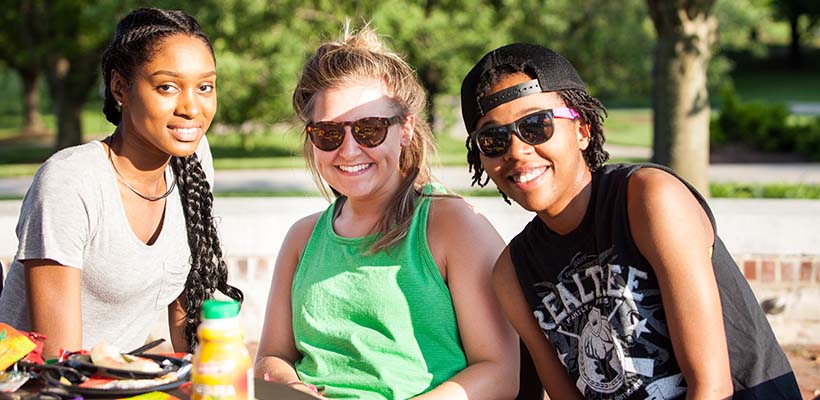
[738, 255, 820, 284]
[4, 253, 820, 345]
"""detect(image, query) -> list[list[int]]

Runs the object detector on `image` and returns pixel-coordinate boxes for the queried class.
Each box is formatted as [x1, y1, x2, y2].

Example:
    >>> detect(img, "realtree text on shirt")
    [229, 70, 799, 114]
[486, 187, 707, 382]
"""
[510, 163, 800, 400]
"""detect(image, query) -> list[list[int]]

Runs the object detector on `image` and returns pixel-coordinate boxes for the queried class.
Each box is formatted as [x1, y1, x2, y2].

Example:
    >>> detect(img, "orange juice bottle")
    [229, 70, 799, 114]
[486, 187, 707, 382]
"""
[191, 300, 254, 400]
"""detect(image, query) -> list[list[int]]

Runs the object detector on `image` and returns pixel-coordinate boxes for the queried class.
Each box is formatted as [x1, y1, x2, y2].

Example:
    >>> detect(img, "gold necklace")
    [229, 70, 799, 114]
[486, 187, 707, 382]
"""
[106, 136, 176, 201]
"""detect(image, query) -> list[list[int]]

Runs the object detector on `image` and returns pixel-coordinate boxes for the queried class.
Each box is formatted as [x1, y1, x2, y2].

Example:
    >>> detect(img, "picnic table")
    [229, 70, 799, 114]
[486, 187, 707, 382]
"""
[2, 377, 315, 400]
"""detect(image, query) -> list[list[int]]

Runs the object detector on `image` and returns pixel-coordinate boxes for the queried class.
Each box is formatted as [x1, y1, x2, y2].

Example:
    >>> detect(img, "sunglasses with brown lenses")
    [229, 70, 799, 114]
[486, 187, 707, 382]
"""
[306, 115, 405, 151]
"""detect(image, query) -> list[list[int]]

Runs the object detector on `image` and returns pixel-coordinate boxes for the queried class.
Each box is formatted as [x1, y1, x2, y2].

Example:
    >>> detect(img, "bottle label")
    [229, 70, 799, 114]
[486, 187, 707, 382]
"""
[191, 355, 251, 400]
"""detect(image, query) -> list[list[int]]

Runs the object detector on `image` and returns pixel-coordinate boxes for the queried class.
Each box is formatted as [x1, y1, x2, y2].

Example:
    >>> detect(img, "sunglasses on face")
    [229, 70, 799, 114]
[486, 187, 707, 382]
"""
[470, 107, 581, 158]
[306, 115, 405, 151]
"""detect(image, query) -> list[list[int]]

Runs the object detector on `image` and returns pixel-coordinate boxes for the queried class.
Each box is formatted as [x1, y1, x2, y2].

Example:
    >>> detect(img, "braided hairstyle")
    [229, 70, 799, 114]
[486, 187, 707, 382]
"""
[466, 64, 609, 202]
[101, 8, 242, 351]
[171, 155, 243, 349]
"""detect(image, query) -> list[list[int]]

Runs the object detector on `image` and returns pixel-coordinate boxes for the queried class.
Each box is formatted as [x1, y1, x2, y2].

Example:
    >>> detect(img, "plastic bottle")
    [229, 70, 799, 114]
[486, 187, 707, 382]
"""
[191, 299, 254, 400]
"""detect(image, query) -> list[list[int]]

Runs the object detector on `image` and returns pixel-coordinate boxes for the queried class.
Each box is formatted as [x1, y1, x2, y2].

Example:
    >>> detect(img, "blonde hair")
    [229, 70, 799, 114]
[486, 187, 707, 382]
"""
[293, 24, 437, 253]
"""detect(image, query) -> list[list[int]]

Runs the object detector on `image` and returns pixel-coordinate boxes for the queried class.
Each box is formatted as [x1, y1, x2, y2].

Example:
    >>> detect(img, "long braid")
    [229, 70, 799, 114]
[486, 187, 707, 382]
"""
[172, 155, 243, 351]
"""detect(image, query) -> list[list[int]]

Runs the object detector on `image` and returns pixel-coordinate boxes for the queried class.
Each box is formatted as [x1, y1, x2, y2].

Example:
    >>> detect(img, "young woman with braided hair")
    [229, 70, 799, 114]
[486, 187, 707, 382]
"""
[0, 7, 241, 357]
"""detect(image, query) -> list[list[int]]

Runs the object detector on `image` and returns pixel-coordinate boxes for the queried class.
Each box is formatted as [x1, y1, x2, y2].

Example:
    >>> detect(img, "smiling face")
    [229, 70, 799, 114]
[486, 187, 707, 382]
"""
[113, 34, 216, 158]
[476, 72, 591, 216]
[309, 79, 413, 202]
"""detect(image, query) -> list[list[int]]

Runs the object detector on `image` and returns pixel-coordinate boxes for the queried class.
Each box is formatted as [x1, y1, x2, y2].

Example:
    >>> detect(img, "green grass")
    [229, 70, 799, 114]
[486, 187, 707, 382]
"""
[434, 134, 469, 166]
[0, 164, 41, 177]
[0, 146, 52, 165]
[726, 46, 820, 104]
[602, 109, 653, 147]
[453, 182, 820, 200]
[732, 71, 820, 104]
[214, 156, 306, 169]
[0, 108, 113, 139]
[710, 182, 820, 199]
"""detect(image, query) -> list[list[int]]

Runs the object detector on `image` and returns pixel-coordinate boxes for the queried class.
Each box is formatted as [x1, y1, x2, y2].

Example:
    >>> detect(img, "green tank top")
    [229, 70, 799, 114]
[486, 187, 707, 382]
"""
[292, 184, 467, 399]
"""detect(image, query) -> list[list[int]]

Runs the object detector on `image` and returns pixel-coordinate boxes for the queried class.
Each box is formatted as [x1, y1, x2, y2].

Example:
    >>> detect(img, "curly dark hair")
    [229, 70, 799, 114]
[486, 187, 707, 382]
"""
[101, 8, 242, 351]
[465, 64, 609, 201]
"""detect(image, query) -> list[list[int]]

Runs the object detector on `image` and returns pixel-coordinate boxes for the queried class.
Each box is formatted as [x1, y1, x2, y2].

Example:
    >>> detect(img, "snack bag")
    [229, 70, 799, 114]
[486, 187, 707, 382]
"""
[0, 323, 36, 370]
[22, 331, 46, 364]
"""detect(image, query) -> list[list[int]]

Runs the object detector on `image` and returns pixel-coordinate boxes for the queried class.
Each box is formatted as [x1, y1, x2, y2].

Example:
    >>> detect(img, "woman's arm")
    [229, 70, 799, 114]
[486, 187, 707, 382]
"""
[168, 296, 188, 352]
[627, 168, 733, 400]
[24, 259, 82, 358]
[254, 213, 322, 398]
[492, 247, 582, 400]
[414, 198, 519, 400]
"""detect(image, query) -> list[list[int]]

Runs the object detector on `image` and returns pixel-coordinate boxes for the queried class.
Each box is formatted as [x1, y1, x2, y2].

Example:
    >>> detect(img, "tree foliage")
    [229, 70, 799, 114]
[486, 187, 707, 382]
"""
[770, 0, 820, 66]
[0, 0, 769, 153]
[0, 1, 47, 134]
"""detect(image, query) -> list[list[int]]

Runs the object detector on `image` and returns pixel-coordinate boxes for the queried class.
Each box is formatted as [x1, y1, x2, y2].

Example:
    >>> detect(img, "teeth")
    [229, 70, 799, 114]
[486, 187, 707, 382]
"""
[512, 167, 546, 183]
[172, 127, 198, 135]
[338, 163, 370, 173]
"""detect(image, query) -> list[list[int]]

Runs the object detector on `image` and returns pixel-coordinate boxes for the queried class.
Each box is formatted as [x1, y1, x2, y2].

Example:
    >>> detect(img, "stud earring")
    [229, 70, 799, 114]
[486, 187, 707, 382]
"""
[116, 100, 123, 107]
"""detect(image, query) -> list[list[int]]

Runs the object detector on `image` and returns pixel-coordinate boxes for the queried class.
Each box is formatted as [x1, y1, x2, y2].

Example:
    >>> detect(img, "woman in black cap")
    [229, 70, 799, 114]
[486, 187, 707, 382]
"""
[460, 43, 800, 399]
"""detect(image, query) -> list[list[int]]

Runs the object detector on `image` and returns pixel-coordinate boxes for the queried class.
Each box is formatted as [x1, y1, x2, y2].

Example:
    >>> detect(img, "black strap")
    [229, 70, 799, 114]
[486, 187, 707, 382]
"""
[477, 79, 542, 115]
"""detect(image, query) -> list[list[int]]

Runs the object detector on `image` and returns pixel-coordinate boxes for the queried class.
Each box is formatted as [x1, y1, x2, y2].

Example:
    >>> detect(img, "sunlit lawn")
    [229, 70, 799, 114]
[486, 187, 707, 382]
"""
[2, 108, 818, 199]
[0, 108, 653, 176]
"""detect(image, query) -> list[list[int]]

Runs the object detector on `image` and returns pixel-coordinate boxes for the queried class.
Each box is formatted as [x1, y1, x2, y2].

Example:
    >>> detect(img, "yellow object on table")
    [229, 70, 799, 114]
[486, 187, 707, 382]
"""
[0, 323, 36, 371]
[118, 391, 181, 400]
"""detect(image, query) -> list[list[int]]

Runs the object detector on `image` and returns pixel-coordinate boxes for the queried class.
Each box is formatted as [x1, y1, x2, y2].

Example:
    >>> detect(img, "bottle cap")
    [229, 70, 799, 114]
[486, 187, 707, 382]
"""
[201, 299, 240, 319]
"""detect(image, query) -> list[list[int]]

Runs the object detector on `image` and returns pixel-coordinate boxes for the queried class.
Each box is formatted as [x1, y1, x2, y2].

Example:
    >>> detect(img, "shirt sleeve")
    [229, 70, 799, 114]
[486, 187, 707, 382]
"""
[15, 159, 92, 269]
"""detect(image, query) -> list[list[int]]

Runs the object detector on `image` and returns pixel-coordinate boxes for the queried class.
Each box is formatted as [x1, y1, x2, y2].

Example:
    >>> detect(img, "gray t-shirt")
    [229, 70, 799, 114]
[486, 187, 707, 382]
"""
[0, 138, 214, 351]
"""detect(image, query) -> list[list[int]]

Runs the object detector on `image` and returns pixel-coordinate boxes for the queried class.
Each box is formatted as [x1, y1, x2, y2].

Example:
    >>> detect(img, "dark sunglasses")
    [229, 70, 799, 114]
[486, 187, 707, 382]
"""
[470, 108, 580, 157]
[306, 115, 404, 151]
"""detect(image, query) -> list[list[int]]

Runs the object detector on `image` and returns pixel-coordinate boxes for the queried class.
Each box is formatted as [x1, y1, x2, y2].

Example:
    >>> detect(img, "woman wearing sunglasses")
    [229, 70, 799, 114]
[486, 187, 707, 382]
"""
[461, 43, 800, 399]
[254, 26, 519, 399]
[0, 8, 242, 357]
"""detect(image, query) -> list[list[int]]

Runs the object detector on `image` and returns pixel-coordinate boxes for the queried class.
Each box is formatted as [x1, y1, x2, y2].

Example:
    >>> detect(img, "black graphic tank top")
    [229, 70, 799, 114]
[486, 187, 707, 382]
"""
[509, 163, 799, 400]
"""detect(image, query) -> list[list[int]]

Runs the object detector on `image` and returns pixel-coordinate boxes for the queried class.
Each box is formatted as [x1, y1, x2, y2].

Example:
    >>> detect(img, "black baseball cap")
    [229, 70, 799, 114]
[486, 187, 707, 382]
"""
[460, 43, 587, 133]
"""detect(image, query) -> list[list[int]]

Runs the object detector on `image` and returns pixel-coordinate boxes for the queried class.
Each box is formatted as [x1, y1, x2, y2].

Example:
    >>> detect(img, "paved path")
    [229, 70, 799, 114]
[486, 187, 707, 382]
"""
[2, 162, 819, 197]
[210, 163, 820, 194]
[789, 101, 820, 116]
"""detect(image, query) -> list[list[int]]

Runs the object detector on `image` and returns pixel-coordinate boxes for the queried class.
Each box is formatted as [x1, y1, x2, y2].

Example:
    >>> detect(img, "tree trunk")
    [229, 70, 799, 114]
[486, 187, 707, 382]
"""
[20, 67, 46, 135]
[45, 53, 102, 151]
[788, 14, 802, 67]
[421, 65, 441, 134]
[648, 1, 717, 195]
[55, 99, 83, 150]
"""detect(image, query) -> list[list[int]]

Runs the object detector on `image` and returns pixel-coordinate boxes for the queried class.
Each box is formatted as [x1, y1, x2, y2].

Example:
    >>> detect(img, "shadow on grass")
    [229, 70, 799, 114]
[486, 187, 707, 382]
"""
[207, 132, 302, 159]
[210, 144, 296, 158]
[0, 132, 302, 164]
[0, 144, 52, 165]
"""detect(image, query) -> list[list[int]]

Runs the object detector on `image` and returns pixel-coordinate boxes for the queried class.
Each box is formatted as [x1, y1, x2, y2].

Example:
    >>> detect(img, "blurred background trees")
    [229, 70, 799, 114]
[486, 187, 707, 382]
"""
[1, 0, 818, 187]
